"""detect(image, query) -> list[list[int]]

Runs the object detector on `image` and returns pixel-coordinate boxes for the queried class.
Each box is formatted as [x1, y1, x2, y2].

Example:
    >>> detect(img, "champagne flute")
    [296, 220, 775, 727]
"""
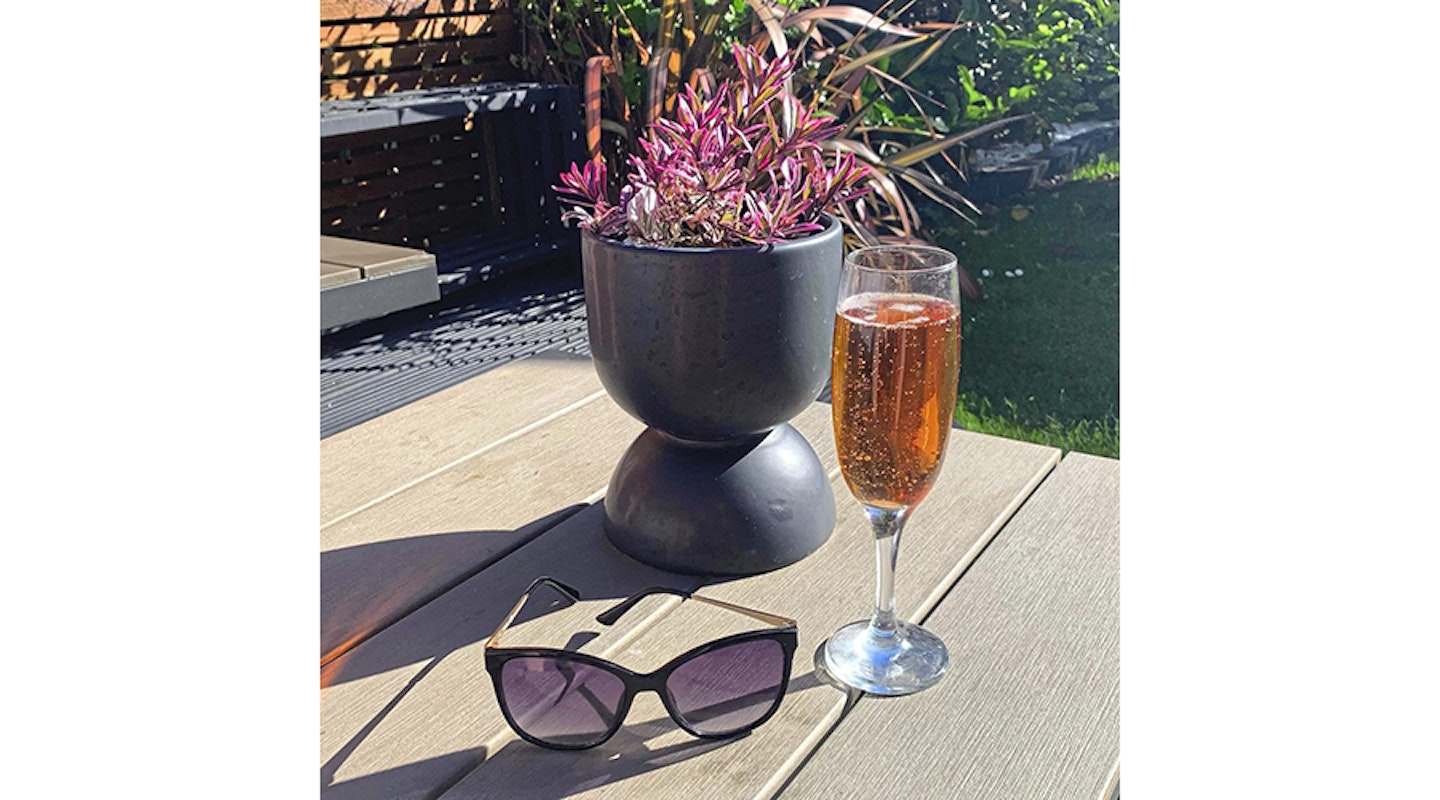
[823, 245, 961, 696]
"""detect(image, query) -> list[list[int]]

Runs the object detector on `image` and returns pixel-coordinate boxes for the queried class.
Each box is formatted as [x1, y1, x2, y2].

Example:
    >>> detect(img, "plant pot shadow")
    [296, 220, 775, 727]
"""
[322, 506, 588, 682]
[321, 503, 729, 688]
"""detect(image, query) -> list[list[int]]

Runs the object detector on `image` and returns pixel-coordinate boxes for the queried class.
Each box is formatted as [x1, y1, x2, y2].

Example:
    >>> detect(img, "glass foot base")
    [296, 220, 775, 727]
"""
[822, 619, 949, 696]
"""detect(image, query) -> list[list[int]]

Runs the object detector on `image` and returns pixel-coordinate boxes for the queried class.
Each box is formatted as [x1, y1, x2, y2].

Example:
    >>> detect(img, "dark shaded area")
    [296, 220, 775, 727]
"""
[320, 256, 590, 438]
[321, 504, 652, 688]
[322, 506, 588, 666]
[320, 84, 585, 302]
[319, 81, 595, 437]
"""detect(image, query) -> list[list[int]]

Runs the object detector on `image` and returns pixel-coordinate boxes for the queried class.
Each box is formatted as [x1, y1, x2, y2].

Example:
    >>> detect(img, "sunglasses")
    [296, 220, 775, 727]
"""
[484, 577, 798, 750]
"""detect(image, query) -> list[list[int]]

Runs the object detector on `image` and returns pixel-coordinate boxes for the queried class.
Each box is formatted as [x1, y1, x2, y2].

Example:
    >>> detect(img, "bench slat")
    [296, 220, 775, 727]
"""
[320, 236, 433, 274]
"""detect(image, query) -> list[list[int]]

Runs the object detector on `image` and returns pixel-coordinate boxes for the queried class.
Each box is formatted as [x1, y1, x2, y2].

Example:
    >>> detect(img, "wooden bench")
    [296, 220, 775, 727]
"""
[321, 83, 586, 308]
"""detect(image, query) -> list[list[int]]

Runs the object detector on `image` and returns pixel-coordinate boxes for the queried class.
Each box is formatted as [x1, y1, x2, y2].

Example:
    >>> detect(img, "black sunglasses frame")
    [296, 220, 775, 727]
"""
[483, 577, 798, 750]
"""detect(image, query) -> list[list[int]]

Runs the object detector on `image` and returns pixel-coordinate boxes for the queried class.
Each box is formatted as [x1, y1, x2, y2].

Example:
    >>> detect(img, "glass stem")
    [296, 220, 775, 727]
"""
[865, 505, 907, 642]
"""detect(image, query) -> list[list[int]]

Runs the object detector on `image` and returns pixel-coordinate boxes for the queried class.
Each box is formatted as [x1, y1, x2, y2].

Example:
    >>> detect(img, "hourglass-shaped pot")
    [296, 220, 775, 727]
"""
[581, 216, 842, 576]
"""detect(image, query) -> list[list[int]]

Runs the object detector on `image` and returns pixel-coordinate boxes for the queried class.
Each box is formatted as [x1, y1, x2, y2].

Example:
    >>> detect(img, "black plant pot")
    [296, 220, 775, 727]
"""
[581, 215, 843, 576]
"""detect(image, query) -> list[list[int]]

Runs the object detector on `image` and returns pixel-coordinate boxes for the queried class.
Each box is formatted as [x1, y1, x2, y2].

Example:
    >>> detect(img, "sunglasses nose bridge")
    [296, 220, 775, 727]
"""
[635, 670, 670, 697]
[628, 672, 695, 733]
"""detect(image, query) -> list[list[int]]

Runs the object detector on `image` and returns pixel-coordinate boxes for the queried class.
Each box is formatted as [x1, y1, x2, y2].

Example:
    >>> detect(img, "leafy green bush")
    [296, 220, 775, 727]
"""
[518, 0, 763, 117]
[1071, 149, 1119, 181]
[888, 0, 1119, 126]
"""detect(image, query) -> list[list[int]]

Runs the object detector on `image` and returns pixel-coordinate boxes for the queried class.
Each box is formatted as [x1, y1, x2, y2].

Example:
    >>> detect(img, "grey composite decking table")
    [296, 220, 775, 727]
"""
[320, 352, 1119, 799]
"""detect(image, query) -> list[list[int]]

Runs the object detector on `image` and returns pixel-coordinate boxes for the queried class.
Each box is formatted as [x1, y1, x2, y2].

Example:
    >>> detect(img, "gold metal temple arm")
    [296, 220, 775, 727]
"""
[486, 577, 580, 649]
[489, 578, 795, 651]
[687, 593, 796, 628]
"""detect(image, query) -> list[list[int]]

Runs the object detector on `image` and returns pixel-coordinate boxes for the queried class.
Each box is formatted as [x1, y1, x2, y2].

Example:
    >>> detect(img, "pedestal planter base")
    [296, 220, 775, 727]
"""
[603, 424, 835, 576]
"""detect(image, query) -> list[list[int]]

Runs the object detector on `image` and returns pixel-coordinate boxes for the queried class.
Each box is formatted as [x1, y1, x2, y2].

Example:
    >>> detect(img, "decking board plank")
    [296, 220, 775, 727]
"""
[321, 351, 603, 525]
[781, 453, 1120, 800]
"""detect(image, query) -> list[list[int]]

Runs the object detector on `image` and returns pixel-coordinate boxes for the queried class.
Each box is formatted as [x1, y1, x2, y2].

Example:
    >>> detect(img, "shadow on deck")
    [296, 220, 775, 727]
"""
[320, 258, 590, 439]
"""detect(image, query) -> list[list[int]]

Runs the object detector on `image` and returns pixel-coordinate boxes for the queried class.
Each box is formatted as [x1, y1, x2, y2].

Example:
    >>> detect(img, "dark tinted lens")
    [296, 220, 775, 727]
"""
[499, 656, 627, 747]
[666, 638, 787, 736]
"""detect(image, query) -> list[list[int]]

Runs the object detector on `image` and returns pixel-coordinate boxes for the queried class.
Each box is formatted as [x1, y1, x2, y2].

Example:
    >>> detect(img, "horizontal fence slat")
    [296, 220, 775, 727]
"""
[320, 11, 514, 49]
[322, 35, 512, 77]
[326, 201, 488, 247]
[320, 0, 501, 24]
[390, 203, 490, 244]
[321, 160, 480, 207]
[343, 217, 482, 252]
[323, 179, 489, 231]
[322, 132, 479, 183]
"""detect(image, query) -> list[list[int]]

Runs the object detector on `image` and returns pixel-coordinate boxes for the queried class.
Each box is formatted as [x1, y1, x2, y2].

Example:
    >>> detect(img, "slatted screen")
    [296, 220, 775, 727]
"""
[321, 86, 584, 291]
[321, 95, 573, 249]
[321, 0, 523, 100]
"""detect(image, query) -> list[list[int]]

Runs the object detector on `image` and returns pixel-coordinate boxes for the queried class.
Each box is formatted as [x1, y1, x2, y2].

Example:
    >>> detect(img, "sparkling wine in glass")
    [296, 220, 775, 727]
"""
[823, 245, 961, 696]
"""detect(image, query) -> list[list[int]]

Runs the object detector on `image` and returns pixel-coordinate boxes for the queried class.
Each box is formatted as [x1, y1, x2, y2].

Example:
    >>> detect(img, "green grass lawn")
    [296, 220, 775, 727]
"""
[925, 157, 1120, 458]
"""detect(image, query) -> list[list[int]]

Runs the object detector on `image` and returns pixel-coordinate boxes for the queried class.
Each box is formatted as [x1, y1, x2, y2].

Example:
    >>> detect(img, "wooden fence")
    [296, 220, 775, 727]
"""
[320, 0, 522, 100]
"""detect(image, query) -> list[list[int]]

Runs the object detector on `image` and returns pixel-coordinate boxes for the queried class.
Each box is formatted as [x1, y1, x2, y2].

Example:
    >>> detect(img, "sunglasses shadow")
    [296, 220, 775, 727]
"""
[468, 668, 834, 798]
[474, 720, 741, 797]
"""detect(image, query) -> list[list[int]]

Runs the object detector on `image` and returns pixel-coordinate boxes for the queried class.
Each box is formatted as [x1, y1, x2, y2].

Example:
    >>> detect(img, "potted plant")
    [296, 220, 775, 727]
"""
[555, 45, 872, 576]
